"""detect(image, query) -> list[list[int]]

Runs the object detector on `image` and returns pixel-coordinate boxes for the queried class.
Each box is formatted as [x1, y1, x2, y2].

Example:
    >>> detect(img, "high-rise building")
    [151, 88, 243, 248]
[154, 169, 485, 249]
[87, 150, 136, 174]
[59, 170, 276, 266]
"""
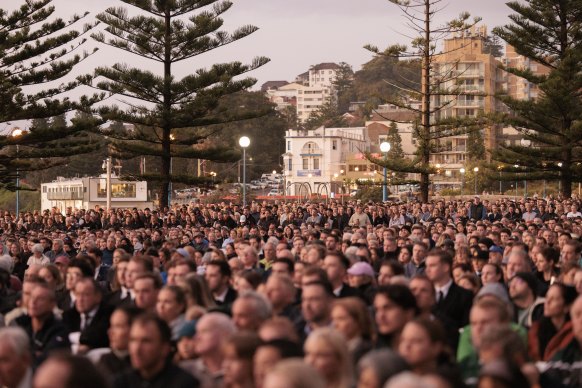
[429, 26, 506, 185]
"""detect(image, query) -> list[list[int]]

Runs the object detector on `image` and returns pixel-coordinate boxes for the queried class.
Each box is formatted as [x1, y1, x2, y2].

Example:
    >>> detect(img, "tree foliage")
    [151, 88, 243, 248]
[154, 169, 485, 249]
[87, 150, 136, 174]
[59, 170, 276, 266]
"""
[0, 0, 103, 191]
[363, 0, 483, 201]
[491, 0, 582, 197]
[81, 0, 270, 207]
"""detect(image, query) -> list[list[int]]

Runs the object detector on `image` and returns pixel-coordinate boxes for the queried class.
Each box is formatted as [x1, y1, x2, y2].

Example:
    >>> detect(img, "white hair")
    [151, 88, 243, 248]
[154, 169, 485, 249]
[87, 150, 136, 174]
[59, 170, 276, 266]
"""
[0, 254, 14, 273]
[0, 327, 30, 357]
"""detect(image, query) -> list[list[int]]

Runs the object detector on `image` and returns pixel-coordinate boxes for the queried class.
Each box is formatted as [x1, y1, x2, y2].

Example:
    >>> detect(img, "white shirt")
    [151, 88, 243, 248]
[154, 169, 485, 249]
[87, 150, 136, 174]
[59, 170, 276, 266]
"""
[435, 279, 453, 302]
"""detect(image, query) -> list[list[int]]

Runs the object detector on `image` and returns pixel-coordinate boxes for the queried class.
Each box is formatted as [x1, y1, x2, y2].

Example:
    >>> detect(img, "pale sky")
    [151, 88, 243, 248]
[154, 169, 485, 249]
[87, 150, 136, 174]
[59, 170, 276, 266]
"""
[43, 0, 512, 86]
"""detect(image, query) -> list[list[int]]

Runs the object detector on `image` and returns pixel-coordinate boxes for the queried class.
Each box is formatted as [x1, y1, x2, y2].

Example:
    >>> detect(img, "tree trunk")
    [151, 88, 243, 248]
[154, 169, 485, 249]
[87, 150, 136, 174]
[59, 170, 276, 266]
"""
[419, 0, 431, 203]
[159, 5, 173, 209]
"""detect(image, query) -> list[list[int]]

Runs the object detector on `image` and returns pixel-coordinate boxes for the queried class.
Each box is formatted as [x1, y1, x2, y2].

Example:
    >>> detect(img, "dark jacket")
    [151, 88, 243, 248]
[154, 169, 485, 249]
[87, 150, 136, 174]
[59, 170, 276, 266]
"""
[15, 314, 70, 367]
[432, 282, 473, 331]
[62, 302, 114, 349]
[113, 361, 200, 388]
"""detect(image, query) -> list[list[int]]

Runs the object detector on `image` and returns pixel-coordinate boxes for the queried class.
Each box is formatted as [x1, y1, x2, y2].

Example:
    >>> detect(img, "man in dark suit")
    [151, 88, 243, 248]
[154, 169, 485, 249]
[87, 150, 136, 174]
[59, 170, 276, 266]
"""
[204, 260, 237, 313]
[63, 278, 113, 352]
[425, 248, 473, 332]
[322, 252, 361, 299]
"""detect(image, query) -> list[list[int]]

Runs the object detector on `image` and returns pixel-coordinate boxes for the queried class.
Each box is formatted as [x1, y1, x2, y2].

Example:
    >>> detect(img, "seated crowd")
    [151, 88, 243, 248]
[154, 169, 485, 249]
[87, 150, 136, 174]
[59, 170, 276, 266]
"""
[1, 195, 582, 387]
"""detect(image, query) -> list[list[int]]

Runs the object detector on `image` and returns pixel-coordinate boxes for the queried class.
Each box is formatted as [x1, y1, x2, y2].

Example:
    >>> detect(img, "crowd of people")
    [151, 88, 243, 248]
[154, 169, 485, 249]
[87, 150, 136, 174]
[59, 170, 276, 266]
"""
[1, 194, 582, 388]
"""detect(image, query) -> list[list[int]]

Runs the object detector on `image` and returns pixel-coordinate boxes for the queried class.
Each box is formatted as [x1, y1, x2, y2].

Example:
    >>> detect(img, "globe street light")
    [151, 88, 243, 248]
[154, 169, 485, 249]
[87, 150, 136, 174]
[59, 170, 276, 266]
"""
[239, 136, 250, 207]
[460, 168, 465, 196]
[473, 167, 479, 195]
[11, 128, 23, 216]
[380, 141, 391, 202]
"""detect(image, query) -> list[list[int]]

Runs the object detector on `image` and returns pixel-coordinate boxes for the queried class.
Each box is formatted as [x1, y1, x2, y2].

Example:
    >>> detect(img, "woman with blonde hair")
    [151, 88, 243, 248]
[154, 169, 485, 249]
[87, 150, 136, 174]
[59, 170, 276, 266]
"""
[331, 297, 374, 365]
[304, 328, 353, 388]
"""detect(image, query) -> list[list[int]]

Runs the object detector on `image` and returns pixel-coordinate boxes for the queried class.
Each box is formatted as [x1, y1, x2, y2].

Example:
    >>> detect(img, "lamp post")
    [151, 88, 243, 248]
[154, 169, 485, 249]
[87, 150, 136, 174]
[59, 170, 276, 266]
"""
[239, 136, 250, 207]
[513, 164, 519, 201]
[558, 162, 563, 194]
[498, 166, 503, 194]
[168, 134, 175, 206]
[209, 171, 216, 185]
[460, 168, 465, 197]
[520, 139, 531, 197]
[380, 142, 391, 202]
[11, 127, 23, 216]
[102, 157, 112, 210]
[473, 167, 479, 195]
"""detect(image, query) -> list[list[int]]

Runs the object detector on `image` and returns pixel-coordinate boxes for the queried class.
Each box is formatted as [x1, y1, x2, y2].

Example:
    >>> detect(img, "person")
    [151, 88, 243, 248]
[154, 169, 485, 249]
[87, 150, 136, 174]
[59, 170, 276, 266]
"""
[263, 359, 325, 388]
[222, 332, 261, 388]
[373, 284, 417, 349]
[398, 317, 452, 376]
[322, 252, 360, 298]
[133, 272, 162, 312]
[356, 349, 408, 388]
[535, 246, 559, 296]
[113, 313, 200, 388]
[187, 312, 236, 388]
[253, 338, 303, 388]
[27, 243, 50, 267]
[60, 258, 94, 311]
[528, 283, 577, 361]
[232, 290, 273, 332]
[509, 272, 545, 328]
[264, 274, 300, 322]
[63, 277, 113, 353]
[331, 297, 374, 365]
[349, 205, 371, 228]
[205, 259, 237, 311]
[156, 285, 187, 341]
[304, 327, 352, 388]
[425, 249, 473, 339]
[96, 306, 141, 378]
[404, 242, 427, 278]
[0, 327, 33, 388]
[297, 281, 334, 340]
[457, 297, 516, 386]
[34, 353, 110, 388]
[15, 282, 70, 367]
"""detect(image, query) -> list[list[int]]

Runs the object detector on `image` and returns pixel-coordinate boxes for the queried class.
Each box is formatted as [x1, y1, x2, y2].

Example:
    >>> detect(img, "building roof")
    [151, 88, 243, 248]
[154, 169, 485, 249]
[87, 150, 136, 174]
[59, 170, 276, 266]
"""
[261, 81, 289, 92]
[310, 62, 341, 71]
[369, 110, 417, 122]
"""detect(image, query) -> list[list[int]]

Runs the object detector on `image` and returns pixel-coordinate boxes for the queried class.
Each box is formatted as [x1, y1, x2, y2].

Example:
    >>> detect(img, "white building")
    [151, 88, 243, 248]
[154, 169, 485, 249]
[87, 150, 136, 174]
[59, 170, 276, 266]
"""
[263, 62, 342, 123]
[283, 126, 369, 196]
[41, 175, 152, 212]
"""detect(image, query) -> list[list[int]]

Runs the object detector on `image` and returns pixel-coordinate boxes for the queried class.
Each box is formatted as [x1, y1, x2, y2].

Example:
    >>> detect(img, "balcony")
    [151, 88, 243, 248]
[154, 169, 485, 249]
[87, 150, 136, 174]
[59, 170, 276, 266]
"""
[47, 191, 84, 200]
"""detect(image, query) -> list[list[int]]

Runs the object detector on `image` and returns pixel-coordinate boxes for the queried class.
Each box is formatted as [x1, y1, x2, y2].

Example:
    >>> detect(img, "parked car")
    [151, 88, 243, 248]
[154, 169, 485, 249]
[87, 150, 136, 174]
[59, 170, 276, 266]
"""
[267, 188, 281, 196]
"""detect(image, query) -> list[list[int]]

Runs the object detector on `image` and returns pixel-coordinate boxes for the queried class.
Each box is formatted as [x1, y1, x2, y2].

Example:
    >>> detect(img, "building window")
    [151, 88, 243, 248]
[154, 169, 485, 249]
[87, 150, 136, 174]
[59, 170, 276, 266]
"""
[287, 141, 291, 151]
[288, 159, 292, 171]
[313, 158, 320, 170]
[303, 158, 308, 169]
[332, 140, 337, 150]
[97, 183, 137, 198]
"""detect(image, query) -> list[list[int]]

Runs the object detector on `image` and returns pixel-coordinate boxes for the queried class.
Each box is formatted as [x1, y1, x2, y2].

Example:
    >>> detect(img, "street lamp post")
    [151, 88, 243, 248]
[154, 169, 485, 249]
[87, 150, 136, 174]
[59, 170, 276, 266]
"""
[11, 127, 23, 216]
[513, 164, 519, 201]
[380, 142, 391, 202]
[460, 168, 465, 197]
[520, 139, 531, 198]
[102, 157, 112, 210]
[558, 162, 563, 194]
[498, 166, 503, 194]
[473, 167, 479, 195]
[239, 136, 250, 207]
[168, 134, 175, 206]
